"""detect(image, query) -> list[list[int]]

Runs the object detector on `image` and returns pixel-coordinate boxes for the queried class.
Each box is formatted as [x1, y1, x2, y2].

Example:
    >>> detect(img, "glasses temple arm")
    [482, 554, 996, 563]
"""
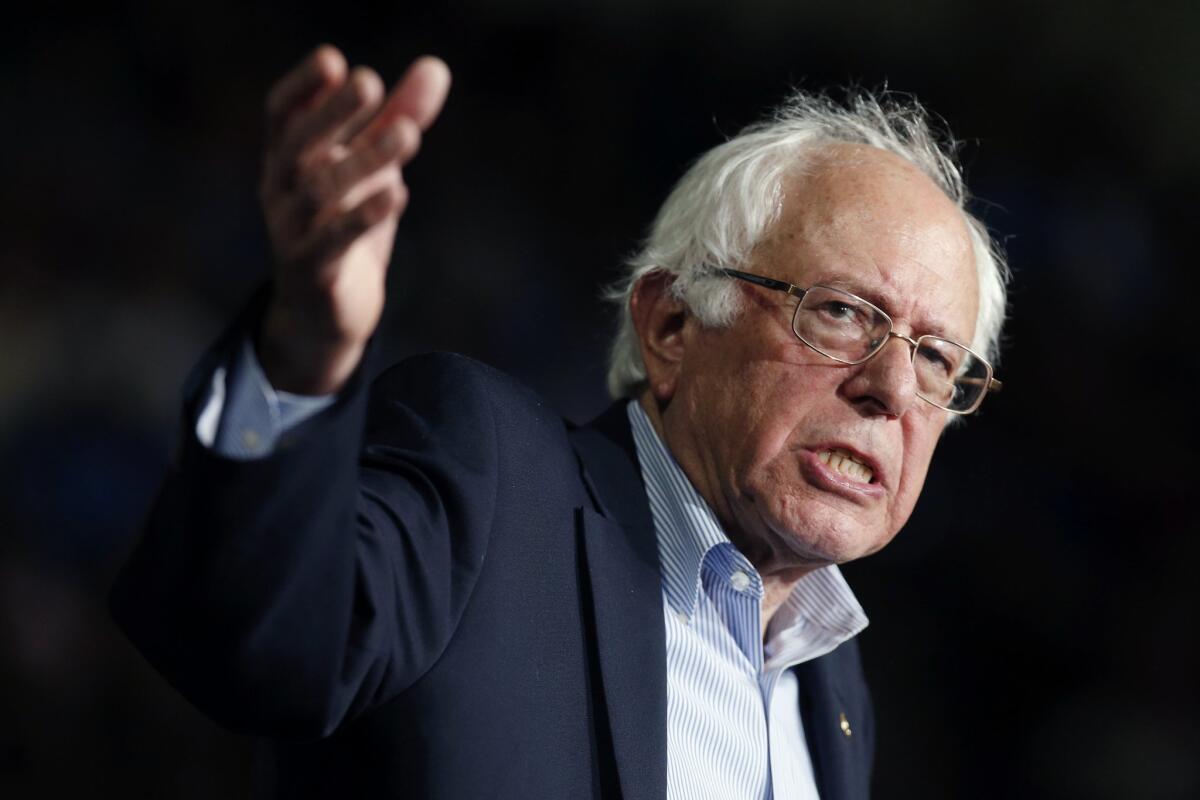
[719, 268, 803, 297]
[956, 376, 1003, 393]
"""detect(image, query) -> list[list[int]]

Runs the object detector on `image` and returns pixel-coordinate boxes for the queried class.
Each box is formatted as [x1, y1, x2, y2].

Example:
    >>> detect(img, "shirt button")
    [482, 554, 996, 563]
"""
[730, 570, 750, 592]
[241, 429, 261, 450]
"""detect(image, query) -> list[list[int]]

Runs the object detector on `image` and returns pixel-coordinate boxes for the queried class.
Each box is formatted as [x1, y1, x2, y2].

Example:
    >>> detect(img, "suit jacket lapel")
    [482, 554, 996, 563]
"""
[570, 404, 667, 800]
[570, 406, 873, 800]
[795, 654, 870, 800]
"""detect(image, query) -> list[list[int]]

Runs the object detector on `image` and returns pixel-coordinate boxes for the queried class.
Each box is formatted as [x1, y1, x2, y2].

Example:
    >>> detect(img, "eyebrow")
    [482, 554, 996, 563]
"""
[813, 274, 960, 342]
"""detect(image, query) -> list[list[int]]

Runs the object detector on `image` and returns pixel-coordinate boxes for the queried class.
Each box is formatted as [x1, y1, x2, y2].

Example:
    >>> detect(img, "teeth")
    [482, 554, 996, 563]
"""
[818, 448, 874, 483]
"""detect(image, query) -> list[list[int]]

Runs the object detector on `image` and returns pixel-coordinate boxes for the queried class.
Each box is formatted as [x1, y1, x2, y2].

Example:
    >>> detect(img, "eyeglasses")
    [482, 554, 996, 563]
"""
[720, 268, 1002, 415]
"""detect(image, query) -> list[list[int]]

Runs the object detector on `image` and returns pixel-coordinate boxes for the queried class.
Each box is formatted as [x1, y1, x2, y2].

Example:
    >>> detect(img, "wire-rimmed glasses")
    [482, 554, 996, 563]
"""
[720, 268, 1002, 415]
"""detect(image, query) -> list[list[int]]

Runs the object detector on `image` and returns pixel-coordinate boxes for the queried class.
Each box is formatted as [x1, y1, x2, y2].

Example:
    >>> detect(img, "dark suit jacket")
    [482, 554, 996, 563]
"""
[112, 315, 875, 799]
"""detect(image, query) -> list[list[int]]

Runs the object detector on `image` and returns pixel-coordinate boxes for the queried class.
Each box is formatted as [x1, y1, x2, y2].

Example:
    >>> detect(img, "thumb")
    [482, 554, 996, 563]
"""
[386, 56, 452, 132]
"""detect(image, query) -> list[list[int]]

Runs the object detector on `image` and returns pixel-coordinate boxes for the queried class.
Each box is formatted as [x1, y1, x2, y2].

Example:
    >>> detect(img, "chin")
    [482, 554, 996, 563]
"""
[737, 471, 897, 569]
[768, 502, 892, 567]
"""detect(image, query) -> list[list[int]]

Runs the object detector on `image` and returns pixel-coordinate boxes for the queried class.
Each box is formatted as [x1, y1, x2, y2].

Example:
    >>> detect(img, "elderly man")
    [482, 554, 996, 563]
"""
[113, 46, 1006, 800]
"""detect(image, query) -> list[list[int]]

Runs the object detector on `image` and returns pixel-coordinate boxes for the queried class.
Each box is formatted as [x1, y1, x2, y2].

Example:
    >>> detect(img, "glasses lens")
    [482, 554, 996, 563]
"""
[793, 286, 891, 363]
[912, 336, 991, 413]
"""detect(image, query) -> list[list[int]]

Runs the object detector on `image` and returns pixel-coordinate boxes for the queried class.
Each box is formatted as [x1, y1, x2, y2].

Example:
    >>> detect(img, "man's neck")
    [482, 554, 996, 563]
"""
[638, 392, 816, 639]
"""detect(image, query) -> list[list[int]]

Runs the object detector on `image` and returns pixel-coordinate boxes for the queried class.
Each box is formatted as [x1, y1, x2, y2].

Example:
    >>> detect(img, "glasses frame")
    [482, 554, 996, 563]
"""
[720, 267, 1002, 415]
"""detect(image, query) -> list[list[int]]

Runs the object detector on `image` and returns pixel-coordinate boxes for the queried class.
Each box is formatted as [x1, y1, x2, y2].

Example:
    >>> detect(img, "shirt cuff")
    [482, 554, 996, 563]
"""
[194, 338, 337, 459]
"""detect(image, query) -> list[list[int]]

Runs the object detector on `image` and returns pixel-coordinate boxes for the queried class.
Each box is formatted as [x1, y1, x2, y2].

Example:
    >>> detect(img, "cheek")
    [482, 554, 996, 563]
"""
[719, 369, 814, 476]
[888, 427, 941, 528]
[737, 429, 800, 497]
[729, 381, 837, 506]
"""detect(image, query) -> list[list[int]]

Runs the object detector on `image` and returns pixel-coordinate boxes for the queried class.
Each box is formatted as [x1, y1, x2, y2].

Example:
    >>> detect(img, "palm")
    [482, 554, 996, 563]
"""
[326, 201, 398, 341]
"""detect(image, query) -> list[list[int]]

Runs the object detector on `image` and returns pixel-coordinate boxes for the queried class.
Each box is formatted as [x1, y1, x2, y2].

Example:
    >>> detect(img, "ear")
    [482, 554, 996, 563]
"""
[630, 271, 689, 404]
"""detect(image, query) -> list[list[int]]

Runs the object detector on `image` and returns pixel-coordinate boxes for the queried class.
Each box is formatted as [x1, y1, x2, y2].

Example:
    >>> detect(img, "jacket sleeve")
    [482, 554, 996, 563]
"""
[111, 310, 500, 740]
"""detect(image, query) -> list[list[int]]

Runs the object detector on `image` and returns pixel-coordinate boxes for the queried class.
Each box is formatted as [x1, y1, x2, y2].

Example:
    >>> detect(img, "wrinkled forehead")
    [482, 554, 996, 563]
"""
[760, 144, 979, 340]
[778, 143, 965, 238]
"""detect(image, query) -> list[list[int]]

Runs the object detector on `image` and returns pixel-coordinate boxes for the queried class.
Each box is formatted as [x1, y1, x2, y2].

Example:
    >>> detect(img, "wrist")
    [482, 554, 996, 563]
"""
[257, 301, 367, 395]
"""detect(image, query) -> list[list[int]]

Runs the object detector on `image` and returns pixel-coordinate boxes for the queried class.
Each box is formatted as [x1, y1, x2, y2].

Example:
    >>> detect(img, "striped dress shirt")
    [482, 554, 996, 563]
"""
[627, 401, 869, 800]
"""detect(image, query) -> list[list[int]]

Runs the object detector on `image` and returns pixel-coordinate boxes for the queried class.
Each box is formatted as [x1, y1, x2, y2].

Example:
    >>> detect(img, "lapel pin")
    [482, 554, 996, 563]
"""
[839, 712, 852, 737]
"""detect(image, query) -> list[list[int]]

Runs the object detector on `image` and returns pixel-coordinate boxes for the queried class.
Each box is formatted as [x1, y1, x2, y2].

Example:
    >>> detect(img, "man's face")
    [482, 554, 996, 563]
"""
[654, 145, 979, 575]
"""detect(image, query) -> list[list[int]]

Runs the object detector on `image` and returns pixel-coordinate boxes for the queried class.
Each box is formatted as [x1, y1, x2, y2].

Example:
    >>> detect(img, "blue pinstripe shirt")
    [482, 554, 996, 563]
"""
[627, 401, 868, 800]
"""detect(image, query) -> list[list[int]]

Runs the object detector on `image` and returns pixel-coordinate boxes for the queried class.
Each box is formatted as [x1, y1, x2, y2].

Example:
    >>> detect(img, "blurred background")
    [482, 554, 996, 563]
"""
[3, 0, 1197, 797]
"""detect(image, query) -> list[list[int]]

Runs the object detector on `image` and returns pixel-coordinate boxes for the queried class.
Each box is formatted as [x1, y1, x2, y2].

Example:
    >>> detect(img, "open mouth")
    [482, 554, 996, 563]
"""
[816, 448, 875, 484]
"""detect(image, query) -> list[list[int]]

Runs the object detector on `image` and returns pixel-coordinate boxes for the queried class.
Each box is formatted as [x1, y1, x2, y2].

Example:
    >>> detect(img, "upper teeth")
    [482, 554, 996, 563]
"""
[818, 448, 874, 483]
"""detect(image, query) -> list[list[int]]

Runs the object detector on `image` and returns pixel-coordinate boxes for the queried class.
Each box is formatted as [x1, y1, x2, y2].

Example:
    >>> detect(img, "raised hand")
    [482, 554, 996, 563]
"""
[256, 45, 451, 394]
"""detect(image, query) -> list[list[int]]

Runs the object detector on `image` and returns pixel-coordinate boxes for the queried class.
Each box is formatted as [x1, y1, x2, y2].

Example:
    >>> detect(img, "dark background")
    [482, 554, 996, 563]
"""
[3, 1, 1197, 797]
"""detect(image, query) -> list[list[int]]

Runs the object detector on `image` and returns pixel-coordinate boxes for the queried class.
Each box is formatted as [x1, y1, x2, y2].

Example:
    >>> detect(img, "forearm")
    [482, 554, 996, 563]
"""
[112, 333, 500, 738]
[111, 44, 459, 738]
[111, 340, 376, 736]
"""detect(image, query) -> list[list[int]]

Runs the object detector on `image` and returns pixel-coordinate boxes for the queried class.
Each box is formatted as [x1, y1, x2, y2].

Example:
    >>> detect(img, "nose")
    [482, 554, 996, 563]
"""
[843, 333, 919, 418]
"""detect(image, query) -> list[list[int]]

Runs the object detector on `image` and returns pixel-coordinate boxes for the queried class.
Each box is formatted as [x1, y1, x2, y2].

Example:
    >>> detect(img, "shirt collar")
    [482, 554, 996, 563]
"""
[627, 399, 729, 618]
[626, 400, 868, 662]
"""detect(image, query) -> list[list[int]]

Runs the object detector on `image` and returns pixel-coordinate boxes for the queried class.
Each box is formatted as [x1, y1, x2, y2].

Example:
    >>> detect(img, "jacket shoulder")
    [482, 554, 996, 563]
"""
[366, 352, 569, 453]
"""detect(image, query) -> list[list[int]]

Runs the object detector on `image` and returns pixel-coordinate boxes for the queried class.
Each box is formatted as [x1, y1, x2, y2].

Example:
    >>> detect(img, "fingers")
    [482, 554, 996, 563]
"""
[386, 56, 452, 132]
[346, 57, 449, 156]
[260, 49, 450, 270]
[265, 45, 347, 141]
[263, 50, 450, 190]
[276, 67, 386, 170]
[291, 120, 419, 216]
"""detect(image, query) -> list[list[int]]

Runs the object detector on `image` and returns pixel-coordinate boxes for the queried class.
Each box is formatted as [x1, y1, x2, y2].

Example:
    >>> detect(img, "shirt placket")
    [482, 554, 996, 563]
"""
[702, 548, 781, 799]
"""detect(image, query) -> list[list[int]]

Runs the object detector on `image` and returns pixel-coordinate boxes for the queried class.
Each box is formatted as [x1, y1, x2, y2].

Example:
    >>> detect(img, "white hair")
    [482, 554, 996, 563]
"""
[605, 89, 1010, 401]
